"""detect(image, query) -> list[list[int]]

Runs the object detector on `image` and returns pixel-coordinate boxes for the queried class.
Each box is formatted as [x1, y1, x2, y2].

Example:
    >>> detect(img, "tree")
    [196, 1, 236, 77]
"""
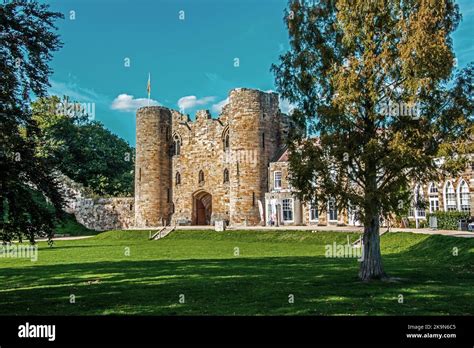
[1, 0, 64, 243]
[31, 96, 135, 197]
[272, 0, 473, 280]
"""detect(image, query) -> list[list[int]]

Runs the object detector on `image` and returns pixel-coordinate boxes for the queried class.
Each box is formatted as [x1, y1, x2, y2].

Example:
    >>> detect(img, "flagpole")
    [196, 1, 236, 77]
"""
[147, 73, 151, 106]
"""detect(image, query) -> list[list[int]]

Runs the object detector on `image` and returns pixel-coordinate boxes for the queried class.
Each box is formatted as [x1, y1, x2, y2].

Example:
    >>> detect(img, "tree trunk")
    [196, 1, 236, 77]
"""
[359, 212, 387, 281]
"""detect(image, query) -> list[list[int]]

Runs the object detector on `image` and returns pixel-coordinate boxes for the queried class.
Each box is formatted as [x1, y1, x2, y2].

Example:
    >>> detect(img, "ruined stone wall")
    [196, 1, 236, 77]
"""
[74, 197, 135, 231]
[135, 88, 287, 227]
[57, 173, 135, 231]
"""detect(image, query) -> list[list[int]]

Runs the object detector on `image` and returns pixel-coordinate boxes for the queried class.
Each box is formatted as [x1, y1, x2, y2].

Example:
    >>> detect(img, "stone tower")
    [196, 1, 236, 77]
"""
[227, 88, 281, 225]
[134, 106, 172, 227]
[134, 88, 287, 227]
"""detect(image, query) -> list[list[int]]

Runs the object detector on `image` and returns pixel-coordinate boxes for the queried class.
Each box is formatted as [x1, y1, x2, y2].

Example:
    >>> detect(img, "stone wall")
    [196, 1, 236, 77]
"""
[57, 173, 135, 231]
[73, 197, 135, 231]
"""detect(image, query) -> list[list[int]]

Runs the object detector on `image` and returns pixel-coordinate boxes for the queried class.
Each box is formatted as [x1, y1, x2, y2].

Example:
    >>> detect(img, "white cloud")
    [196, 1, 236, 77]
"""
[111, 94, 160, 112]
[177, 95, 215, 111]
[211, 97, 229, 114]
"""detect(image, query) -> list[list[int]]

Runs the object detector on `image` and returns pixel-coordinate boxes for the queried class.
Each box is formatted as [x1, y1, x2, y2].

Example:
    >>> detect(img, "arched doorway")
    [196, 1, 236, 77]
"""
[192, 191, 212, 225]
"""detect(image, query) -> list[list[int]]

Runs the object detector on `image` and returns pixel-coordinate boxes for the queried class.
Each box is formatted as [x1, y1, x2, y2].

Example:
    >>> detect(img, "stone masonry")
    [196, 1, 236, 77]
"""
[134, 88, 289, 227]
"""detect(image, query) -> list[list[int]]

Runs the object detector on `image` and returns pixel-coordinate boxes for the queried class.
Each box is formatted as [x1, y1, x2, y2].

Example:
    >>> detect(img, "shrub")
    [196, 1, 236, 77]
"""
[426, 211, 470, 230]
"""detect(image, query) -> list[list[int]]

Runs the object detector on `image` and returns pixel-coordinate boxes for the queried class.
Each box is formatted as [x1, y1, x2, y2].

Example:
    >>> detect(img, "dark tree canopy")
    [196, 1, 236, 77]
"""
[1, 0, 64, 243]
[32, 96, 135, 197]
[272, 0, 473, 280]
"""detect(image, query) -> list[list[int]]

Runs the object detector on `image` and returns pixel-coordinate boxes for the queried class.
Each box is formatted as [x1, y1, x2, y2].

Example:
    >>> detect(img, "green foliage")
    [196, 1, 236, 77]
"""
[427, 211, 470, 230]
[1, 0, 64, 243]
[0, 230, 472, 315]
[31, 96, 135, 197]
[54, 213, 96, 236]
[271, 0, 473, 279]
[272, 0, 473, 223]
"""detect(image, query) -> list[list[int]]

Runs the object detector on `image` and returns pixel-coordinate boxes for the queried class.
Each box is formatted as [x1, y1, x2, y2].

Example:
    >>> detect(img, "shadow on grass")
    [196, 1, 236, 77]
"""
[0, 234, 472, 316]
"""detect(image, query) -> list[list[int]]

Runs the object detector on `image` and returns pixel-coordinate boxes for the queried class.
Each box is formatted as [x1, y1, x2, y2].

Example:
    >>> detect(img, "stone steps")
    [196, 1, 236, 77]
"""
[151, 225, 175, 240]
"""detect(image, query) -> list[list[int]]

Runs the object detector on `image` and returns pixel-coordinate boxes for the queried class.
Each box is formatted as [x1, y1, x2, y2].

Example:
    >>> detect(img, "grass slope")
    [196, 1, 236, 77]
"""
[0, 230, 472, 315]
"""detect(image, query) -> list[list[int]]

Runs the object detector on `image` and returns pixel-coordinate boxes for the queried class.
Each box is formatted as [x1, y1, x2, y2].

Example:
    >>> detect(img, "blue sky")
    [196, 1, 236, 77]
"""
[45, 0, 474, 146]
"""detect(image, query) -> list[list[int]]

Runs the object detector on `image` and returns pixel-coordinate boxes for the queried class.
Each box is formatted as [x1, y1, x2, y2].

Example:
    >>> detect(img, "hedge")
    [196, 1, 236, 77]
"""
[426, 211, 470, 230]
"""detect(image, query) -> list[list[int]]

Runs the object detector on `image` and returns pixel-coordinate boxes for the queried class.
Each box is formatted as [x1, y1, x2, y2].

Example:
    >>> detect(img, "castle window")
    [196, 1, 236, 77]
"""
[198, 170, 205, 184]
[173, 134, 181, 156]
[138, 168, 141, 182]
[223, 168, 229, 183]
[167, 188, 171, 203]
[252, 192, 255, 206]
[262, 132, 265, 148]
[222, 128, 230, 152]
[176, 172, 181, 185]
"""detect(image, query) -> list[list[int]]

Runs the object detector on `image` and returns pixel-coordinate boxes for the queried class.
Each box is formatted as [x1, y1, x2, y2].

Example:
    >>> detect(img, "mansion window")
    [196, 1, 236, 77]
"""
[282, 198, 294, 222]
[458, 180, 471, 214]
[429, 197, 439, 213]
[328, 198, 338, 221]
[309, 202, 318, 221]
[445, 181, 456, 211]
[414, 184, 426, 218]
[274, 171, 282, 190]
[428, 182, 439, 213]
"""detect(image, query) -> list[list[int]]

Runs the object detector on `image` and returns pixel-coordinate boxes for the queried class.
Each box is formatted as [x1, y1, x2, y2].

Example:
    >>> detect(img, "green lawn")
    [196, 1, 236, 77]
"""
[0, 230, 473, 315]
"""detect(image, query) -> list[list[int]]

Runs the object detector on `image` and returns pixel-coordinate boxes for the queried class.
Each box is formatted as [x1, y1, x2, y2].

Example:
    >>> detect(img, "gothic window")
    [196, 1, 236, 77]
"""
[198, 170, 205, 184]
[175, 172, 181, 185]
[458, 180, 471, 214]
[428, 182, 438, 195]
[222, 128, 230, 151]
[223, 168, 229, 183]
[444, 181, 456, 211]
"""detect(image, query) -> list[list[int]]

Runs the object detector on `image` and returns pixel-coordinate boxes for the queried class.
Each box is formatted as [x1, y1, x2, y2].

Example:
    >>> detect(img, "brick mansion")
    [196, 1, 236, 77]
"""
[133, 88, 473, 228]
